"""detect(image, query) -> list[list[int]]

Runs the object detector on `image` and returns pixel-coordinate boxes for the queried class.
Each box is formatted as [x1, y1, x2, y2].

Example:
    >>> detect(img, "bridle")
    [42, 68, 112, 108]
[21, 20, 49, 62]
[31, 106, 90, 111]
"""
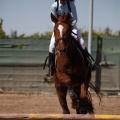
[55, 38, 68, 54]
[54, 22, 76, 54]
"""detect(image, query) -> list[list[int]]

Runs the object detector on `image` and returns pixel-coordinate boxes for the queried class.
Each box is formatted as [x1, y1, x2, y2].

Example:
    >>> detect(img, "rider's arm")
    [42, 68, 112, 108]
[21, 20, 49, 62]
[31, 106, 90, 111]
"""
[51, 2, 58, 26]
[70, 2, 78, 26]
[51, 2, 58, 18]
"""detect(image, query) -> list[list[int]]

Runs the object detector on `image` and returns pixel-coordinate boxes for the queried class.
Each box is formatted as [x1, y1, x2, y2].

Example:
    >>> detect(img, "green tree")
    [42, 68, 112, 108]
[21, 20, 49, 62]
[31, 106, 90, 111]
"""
[82, 30, 88, 37]
[79, 28, 88, 37]
[92, 29, 103, 37]
[116, 30, 120, 36]
[0, 28, 6, 38]
[11, 30, 17, 38]
[31, 32, 41, 39]
[19, 33, 25, 38]
[103, 27, 112, 36]
[44, 32, 52, 37]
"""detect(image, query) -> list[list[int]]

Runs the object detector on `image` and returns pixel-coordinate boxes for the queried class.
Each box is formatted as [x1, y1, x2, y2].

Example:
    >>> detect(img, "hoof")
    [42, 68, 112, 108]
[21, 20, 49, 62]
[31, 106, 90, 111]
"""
[71, 99, 79, 109]
[80, 107, 87, 114]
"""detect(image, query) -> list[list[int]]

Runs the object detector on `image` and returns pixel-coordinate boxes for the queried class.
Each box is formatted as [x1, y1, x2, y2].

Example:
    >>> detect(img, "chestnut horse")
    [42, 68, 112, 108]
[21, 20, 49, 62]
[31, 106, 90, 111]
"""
[51, 13, 94, 114]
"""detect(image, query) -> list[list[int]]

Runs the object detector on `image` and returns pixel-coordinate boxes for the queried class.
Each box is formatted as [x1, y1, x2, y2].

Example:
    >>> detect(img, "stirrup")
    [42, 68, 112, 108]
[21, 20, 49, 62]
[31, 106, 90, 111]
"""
[86, 56, 97, 71]
[46, 67, 54, 77]
[44, 68, 54, 83]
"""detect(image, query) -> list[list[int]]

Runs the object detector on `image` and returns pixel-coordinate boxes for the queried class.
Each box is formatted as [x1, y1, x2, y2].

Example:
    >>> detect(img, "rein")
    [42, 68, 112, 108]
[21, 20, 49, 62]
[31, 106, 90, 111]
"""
[55, 37, 65, 45]
[55, 37, 68, 54]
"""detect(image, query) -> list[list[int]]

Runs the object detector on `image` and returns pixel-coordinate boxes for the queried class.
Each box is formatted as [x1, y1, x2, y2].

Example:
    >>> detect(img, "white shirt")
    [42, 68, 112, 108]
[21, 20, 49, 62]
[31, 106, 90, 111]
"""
[51, 1, 78, 26]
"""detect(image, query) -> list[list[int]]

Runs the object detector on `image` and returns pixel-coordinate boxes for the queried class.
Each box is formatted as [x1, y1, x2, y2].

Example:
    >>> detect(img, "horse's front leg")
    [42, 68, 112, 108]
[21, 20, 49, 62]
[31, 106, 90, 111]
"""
[69, 86, 79, 110]
[56, 85, 70, 114]
[80, 82, 87, 100]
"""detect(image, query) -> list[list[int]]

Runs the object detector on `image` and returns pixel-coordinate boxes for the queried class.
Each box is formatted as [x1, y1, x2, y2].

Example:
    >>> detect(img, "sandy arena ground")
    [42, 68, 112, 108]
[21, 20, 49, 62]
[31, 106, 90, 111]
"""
[0, 92, 119, 115]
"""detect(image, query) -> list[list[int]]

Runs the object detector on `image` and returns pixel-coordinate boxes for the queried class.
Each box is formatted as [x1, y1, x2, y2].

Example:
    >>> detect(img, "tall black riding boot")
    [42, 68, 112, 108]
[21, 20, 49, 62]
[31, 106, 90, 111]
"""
[83, 48, 97, 71]
[46, 52, 54, 76]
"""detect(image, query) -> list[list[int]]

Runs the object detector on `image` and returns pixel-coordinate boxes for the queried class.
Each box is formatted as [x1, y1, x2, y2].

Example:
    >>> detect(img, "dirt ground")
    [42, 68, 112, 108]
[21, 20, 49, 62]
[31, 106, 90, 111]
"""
[0, 92, 120, 115]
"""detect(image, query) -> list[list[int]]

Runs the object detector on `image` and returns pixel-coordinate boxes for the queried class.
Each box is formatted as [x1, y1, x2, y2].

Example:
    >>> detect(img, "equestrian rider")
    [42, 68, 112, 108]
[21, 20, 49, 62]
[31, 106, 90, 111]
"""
[46, 0, 96, 76]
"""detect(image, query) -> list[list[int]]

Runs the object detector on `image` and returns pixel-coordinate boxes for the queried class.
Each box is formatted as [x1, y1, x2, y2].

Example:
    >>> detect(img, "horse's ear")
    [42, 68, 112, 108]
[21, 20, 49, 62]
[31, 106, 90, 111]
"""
[66, 13, 72, 23]
[51, 13, 58, 23]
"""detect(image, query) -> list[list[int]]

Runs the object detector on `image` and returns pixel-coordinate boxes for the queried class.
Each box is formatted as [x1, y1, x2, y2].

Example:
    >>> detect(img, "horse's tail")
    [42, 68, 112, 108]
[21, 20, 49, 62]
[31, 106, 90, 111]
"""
[89, 82, 102, 104]
[84, 82, 102, 113]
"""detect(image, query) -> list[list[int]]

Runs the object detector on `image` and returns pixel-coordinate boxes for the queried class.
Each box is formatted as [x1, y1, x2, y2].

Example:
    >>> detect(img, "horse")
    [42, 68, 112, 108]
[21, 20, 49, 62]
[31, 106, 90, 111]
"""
[51, 13, 96, 114]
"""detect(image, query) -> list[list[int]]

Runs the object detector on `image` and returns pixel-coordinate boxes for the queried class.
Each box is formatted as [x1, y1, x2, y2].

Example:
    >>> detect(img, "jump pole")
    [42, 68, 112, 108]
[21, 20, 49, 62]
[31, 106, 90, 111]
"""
[0, 114, 120, 120]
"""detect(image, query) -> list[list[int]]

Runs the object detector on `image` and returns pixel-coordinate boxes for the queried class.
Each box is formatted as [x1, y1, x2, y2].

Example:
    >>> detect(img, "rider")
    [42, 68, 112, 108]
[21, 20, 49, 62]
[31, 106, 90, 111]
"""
[46, 0, 96, 76]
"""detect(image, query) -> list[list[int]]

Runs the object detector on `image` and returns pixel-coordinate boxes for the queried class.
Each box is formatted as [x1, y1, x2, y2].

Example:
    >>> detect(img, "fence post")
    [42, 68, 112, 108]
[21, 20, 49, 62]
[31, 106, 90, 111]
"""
[118, 53, 120, 95]
[95, 36, 102, 92]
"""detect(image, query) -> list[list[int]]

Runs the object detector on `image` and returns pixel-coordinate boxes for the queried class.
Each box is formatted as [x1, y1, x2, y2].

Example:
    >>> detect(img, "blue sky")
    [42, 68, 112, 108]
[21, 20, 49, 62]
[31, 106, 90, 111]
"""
[0, 0, 120, 36]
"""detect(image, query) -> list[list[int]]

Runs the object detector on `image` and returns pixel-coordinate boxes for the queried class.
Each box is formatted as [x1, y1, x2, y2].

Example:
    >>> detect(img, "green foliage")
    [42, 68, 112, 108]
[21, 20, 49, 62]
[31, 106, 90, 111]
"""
[103, 26, 112, 36]
[92, 29, 103, 37]
[31, 32, 41, 39]
[0, 28, 6, 38]
[11, 44, 23, 49]
[79, 28, 88, 37]
[44, 32, 52, 37]
[115, 30, 120, 36]
[11, 30, 17, 38]
[78, 27, 118, 37]
[19, 33, 26, 38]
[28, 27, 120, 38]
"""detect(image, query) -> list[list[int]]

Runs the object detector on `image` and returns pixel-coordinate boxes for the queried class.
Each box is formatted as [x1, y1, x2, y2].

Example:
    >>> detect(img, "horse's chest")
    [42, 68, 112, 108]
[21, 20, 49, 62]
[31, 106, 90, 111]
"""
[57, 57, 79, 75]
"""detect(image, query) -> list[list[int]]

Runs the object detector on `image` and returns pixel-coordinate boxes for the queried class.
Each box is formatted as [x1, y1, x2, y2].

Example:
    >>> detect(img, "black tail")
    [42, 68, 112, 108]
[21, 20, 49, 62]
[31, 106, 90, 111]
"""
[89, 82, 102, 104]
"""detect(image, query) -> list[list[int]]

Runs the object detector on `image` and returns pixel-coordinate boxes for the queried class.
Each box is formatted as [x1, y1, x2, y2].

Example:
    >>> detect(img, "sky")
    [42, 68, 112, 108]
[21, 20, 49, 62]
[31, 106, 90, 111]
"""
[0, 0, 120, 36]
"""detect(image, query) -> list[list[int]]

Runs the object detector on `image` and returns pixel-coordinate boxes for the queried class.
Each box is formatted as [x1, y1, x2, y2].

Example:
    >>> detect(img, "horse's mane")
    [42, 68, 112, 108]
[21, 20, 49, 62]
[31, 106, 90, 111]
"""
[57, 13, 73, 27]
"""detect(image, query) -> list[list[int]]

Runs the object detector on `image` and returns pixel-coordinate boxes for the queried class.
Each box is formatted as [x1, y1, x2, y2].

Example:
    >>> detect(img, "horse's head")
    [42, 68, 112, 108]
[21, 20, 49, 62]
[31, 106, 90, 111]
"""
[51, 13, 73, 53]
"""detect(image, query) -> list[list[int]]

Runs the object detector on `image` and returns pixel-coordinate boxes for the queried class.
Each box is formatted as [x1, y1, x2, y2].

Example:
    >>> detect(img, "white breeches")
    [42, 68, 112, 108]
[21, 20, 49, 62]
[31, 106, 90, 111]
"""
[49, 25, 86, 53]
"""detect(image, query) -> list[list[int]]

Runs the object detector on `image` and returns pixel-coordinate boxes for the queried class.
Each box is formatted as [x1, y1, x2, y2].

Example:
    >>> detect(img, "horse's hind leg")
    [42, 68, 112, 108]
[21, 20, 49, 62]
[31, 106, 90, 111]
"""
[56, 86, 70, 114]
[79, 81, 94, 114]
[79, 82, 88, 114]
